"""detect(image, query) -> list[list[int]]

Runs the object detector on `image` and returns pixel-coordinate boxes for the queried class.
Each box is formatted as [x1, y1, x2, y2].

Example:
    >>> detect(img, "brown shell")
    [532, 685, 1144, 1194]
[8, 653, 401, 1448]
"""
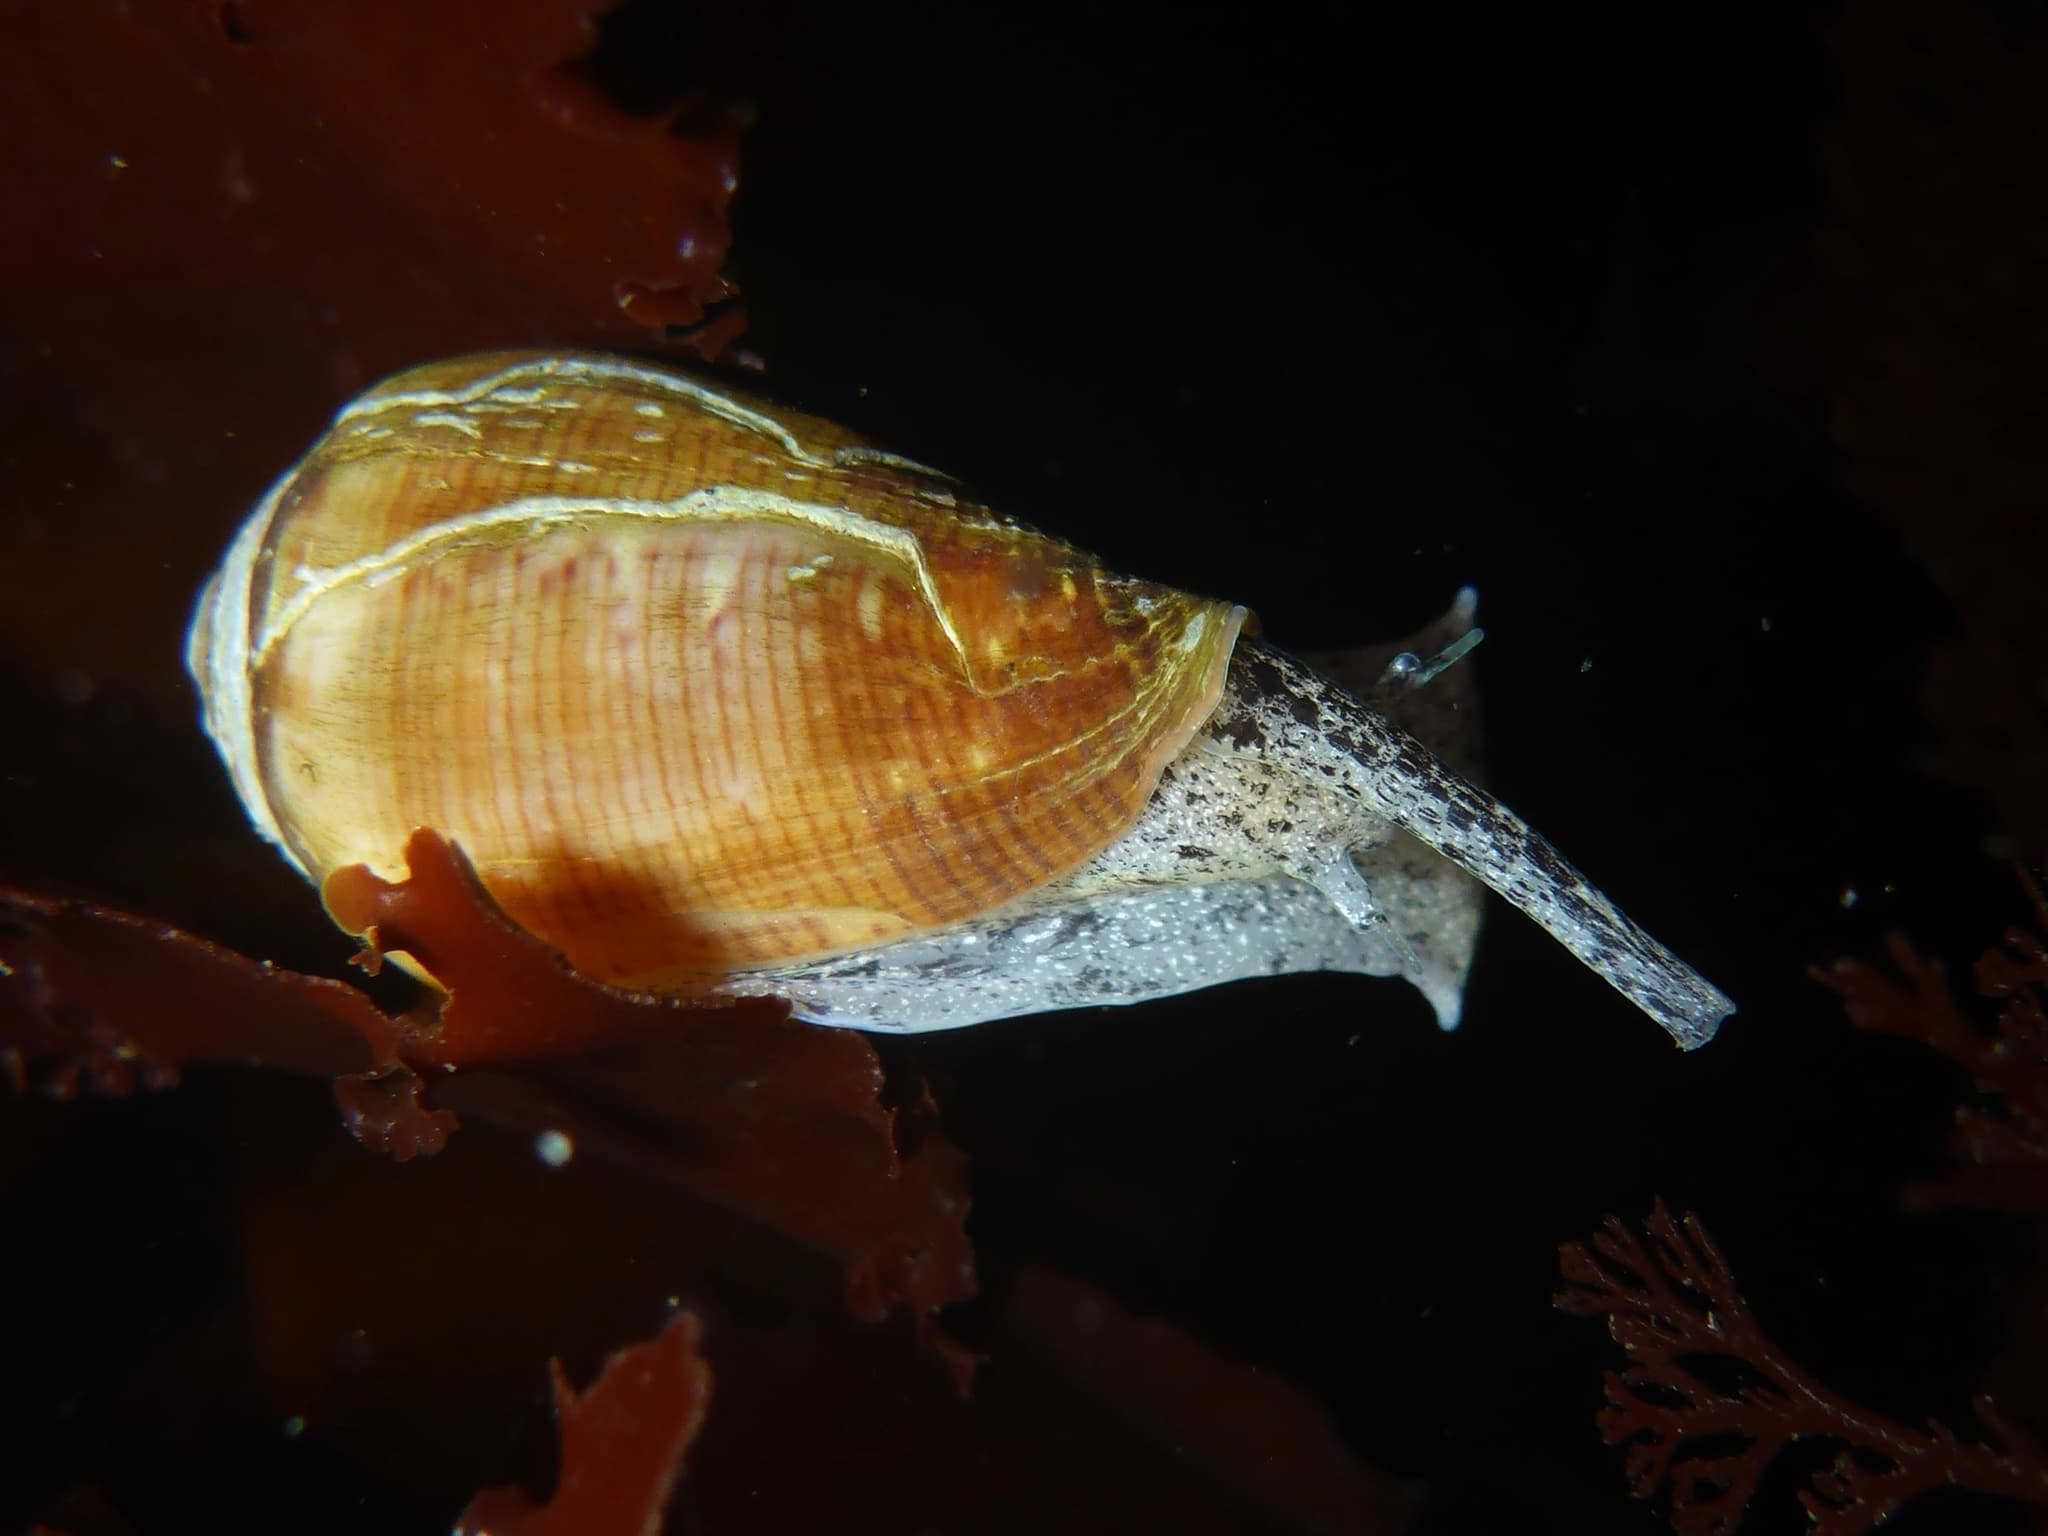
[190, 352, 1245, 988]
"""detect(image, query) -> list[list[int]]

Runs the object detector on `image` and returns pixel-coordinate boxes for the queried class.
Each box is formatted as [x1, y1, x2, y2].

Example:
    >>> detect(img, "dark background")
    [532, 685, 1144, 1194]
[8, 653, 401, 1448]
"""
[3, 1, 2044, 1532]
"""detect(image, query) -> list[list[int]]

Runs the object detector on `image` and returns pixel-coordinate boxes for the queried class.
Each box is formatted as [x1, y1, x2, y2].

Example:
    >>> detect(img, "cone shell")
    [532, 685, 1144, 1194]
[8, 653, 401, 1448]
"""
[190, 352, 1245, 988]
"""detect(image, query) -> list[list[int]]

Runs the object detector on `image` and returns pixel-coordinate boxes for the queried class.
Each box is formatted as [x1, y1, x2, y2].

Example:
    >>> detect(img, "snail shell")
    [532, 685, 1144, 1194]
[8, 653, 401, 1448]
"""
[190, 352, 1733, 1048]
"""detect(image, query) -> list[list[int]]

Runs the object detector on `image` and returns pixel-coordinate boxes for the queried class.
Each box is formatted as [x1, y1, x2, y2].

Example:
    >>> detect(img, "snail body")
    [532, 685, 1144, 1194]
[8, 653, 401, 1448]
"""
[190, 352, 1732, 1048]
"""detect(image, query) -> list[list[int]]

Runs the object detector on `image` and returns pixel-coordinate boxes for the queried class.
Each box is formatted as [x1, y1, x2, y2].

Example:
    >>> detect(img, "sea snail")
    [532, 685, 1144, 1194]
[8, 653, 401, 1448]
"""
[188, 352, 1733, 1049]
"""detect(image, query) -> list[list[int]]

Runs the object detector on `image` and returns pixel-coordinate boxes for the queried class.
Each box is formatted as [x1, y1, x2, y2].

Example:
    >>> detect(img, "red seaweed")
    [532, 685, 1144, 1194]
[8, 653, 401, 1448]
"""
[4, 830, 975, 1335]
[1816, 872, 2048, 1212]
[0, 882, 396, 1093]
[1006, 1265, 1415, 1532]
[1564, 879, 2048, 1533]
[324, 829, 724, 1070]
[0, 0, 744, 726]
[457, 1312, 712, 1536]
[330, 831, 978, 1332]
[1560, 1200, 2048, 1535]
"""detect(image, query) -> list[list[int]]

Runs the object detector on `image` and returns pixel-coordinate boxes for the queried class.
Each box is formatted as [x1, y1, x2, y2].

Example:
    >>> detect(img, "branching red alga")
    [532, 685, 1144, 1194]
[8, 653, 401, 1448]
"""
[1559, 1199, 2048, 1535]
[1561, 872, 2048, 1534]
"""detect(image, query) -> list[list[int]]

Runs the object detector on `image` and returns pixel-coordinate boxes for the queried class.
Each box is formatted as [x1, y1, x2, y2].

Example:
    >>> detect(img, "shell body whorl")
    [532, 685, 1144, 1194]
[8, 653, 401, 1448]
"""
[190, 352, 1245, 988]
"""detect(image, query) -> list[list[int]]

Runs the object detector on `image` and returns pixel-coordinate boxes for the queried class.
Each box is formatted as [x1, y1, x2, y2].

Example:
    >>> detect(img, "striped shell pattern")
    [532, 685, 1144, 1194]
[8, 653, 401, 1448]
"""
[190, 352, 1244, 992]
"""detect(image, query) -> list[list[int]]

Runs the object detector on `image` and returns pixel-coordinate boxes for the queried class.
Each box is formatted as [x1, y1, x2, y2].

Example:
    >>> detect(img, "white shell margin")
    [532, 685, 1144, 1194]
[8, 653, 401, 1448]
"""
[186, 467, 307, 876]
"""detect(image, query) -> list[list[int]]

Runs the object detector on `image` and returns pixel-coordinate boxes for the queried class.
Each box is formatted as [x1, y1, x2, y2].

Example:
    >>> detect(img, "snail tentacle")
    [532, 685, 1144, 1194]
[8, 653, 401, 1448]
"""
[1297, 849, 1423, 976]
[1374, 596, 1486, 700]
